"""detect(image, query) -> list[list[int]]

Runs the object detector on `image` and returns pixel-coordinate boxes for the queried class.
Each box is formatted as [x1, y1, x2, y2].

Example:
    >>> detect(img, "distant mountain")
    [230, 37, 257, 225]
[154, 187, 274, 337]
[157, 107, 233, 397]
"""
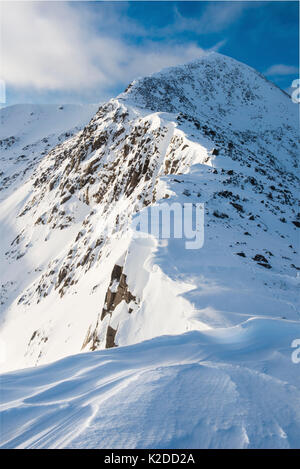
[0, 103, 98, 195]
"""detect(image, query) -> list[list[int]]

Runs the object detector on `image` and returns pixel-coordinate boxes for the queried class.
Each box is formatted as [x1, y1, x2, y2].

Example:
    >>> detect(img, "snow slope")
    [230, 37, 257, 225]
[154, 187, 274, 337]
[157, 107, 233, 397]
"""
[1, 318, 300, 449]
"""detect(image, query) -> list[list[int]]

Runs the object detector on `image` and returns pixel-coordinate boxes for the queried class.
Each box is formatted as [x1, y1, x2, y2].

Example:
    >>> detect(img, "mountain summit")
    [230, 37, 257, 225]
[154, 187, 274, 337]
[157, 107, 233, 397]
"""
[121, 52, 297, 163]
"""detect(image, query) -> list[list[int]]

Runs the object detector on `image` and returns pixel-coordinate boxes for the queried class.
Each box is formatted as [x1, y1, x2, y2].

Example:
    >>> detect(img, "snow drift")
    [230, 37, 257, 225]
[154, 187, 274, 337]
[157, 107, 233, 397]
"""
[1, 318, 300, 449]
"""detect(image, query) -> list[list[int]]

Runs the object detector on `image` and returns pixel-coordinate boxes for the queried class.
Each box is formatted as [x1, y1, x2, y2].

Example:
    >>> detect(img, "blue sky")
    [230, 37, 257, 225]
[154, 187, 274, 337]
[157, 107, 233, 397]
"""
[1, 1, 299, 106]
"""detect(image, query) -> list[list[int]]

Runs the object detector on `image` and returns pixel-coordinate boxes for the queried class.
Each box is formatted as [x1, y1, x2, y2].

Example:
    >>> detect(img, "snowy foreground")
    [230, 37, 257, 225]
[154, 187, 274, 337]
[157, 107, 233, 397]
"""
[1, 318, 300, 449]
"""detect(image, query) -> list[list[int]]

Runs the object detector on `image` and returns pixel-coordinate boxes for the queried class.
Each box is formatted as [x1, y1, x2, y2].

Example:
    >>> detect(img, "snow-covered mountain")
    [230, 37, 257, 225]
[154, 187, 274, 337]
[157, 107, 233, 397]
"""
[0, 52, 299, 448]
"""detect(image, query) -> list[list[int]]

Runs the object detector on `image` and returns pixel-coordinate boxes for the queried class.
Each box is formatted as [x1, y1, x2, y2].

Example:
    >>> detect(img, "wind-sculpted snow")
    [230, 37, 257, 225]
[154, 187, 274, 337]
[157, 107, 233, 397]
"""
[0, 53, 299, 376]
[1, 318, 300, 449]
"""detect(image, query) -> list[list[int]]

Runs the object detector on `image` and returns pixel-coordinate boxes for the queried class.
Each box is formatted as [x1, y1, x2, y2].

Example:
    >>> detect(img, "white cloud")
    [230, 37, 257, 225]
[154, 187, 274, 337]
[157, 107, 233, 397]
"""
[1, 1, 222, 98]
[264, 64, 299, 76]
[2, 2, 99, 89]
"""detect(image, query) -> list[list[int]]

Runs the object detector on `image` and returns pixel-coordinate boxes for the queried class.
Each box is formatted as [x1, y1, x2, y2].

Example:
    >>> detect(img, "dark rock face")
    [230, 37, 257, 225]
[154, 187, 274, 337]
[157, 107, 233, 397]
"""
[101, 264, 136, 321]
[253, 254, 269, 263]
[106, 325, 117, 348]
[82, 263, 137, 351]
[236, 252, 246, 257]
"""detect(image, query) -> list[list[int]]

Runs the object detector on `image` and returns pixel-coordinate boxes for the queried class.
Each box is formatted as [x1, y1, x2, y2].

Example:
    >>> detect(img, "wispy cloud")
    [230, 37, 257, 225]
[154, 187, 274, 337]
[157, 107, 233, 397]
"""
[264, 64, 299, 76]
[168, 1, 252, 35]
